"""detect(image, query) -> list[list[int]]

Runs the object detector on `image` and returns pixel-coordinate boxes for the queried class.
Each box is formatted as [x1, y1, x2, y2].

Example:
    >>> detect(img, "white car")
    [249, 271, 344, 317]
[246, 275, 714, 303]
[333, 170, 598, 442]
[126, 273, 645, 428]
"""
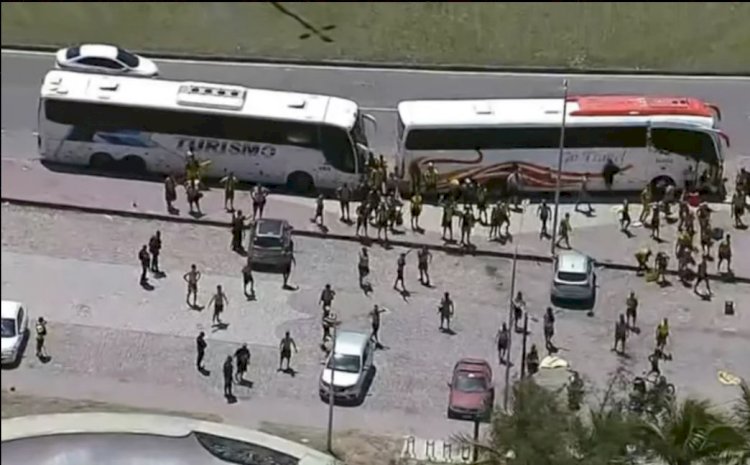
[55, 44, 159, 77]
[319, 331, 374, 403]
[1, 300, 29, 365]
[550, 251, 597, 305]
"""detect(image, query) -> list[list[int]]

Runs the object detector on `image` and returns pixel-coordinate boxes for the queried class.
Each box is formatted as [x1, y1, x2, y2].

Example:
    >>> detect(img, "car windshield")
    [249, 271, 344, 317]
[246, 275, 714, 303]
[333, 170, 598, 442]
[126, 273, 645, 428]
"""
[1, 318, 16, 338]
[455, 374, 486, 393]
[254, 236, 283, 248]
[557, 271, 588, 283]
[116, 49, 140, 67]
[327, 353, 361, 374]
[65, 46, 81, 59]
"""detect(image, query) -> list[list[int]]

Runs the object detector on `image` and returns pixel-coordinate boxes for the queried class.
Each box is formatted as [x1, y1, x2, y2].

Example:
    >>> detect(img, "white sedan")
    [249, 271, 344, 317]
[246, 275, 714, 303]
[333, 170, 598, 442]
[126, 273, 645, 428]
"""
[55, 44, 159, 77]
[1, 300, 29, 365]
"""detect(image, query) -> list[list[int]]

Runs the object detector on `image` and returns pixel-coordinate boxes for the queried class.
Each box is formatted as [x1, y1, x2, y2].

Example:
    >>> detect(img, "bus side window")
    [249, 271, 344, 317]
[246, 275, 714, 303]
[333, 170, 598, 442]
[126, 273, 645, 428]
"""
[319, 125, 356, 173]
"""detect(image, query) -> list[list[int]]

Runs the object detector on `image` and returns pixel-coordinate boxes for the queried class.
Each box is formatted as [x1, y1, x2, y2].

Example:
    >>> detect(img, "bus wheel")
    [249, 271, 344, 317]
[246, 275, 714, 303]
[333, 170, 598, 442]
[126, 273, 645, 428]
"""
[120, 155, 147, 174]
[89, 152, 114, 170]
[651, 175, 675, 192]
[287, 172, 314, 194]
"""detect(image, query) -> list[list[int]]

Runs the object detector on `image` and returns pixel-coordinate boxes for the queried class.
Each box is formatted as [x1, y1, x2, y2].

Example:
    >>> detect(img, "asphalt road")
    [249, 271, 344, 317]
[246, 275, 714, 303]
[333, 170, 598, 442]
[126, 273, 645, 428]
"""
[2, 205, 747, 439]
[2, 50, 749, 177]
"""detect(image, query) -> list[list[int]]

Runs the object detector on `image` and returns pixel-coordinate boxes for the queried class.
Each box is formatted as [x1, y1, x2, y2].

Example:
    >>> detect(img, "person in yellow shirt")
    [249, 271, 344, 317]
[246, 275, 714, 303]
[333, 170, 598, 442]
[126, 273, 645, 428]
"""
[656, 318, 669, 351]
[634, 248, 652, 275]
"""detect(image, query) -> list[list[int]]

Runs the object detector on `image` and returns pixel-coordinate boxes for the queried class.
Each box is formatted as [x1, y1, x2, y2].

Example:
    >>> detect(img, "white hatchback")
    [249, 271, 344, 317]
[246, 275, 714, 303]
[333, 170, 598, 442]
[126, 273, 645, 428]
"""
[1, 300, 29, 365]
[55, 44, 159, 77]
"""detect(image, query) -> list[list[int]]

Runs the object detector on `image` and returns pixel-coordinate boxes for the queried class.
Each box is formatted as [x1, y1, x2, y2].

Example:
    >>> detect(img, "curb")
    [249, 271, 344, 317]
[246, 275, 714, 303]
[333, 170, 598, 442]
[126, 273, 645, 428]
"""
[3, 44, 749, 77]
[5, 196, 749, 284]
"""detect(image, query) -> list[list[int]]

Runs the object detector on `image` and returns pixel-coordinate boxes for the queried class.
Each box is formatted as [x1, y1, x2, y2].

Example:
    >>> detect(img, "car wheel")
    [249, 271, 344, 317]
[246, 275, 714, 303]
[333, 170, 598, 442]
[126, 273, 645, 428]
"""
[89, 152, 115, 170]
[286, 171, 314, 195]
[120, 155, 147, 174]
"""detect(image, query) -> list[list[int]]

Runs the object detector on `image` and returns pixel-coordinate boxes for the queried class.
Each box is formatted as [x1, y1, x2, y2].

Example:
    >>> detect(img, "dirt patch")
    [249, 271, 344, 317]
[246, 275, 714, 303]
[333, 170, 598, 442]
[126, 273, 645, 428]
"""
[0, 389, 222, 422]
[260, 421, 404, 465]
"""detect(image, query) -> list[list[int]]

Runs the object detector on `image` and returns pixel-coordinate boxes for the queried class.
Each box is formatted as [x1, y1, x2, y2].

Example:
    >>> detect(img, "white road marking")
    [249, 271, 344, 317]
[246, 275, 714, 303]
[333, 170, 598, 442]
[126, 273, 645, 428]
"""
[3, 48, 749, 81]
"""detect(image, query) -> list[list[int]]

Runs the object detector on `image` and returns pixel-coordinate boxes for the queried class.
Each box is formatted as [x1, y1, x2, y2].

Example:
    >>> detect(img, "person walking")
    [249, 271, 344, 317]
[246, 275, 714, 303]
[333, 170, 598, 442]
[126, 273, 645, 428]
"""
[556, 213, 572, 249]
[358, 247, 370, 288]
[252, 185, 268, 220]
[612, 314, 628, 355]
[312, 194, 325, 227]
[242, 256, 255, 299]
[693, 255, 712, 296]
[625, 291, 638, 329]
[496, 323, 510, 365]
[164, 174, 177, 212]
[278, 331, 298, 372]
[574, 174, 593, 214]
[196, 331, 207, 371]
[319, 284, 336, 317]
[537, 199, 551, 239]
[543, 307, 556, 353]
[393, 253, 408, 293]
[337, 183, 352, 222]
[512, 291, 526, 333]
[208, 285, 228, 326]
[417, 246, 432, 286]
[619, 199, 631, 233]
[35, 317, 48, 359]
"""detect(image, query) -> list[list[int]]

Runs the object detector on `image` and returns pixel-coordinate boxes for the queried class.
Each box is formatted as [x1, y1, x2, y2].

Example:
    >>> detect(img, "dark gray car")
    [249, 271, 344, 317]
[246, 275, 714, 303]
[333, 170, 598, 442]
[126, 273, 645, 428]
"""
[249, 218, 293, 267]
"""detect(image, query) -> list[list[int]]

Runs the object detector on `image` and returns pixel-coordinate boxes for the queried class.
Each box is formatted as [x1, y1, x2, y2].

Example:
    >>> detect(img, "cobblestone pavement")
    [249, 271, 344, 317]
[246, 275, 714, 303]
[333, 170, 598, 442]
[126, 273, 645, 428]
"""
[1, 205, 748, 438]
[4, 159, 749, 278]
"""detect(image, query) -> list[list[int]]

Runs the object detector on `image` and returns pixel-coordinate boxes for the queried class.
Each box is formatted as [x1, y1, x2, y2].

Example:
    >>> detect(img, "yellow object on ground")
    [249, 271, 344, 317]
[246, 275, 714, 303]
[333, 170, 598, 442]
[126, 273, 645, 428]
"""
[718, 370, 742, 386]
[540, 355, 569, 369]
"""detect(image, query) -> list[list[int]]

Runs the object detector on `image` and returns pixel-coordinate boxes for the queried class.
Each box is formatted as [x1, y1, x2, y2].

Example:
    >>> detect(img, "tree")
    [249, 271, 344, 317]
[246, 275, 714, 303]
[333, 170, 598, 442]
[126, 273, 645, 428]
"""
[637, 397, 744, 465]
[728, 381, 750, 464]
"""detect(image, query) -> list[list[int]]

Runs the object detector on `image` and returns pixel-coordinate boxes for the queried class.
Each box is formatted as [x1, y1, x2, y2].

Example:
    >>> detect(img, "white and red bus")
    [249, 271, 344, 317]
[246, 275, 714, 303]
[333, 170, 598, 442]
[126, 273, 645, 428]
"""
[396, 95, 729, 192]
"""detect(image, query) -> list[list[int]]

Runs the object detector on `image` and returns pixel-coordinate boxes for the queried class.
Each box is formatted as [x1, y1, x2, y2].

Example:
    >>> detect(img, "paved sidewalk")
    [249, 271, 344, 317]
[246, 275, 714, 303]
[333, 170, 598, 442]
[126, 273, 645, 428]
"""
[2, 159, 749, 278]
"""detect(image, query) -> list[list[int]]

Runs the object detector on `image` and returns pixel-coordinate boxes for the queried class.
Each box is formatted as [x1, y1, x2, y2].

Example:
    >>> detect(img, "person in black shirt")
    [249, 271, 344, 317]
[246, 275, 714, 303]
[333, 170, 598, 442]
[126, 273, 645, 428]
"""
[196, 332, 207, 370]
[496, 323, 509, 365]
[543, 307, 556, 353]
[138, 245, 150, 285]
[234, 344, 251, 382]
[148, 231, 162, 274]
[223, 356, 234, 398]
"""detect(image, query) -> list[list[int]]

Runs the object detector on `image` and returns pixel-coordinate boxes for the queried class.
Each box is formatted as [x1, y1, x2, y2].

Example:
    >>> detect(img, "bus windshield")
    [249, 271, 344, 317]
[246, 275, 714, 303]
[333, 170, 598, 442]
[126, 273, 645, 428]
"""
[650, 127, 721, 166]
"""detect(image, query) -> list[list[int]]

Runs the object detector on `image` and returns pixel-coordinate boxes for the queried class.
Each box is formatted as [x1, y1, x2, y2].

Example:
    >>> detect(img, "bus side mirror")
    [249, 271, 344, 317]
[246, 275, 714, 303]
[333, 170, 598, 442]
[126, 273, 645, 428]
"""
[362, 113, 378, 131]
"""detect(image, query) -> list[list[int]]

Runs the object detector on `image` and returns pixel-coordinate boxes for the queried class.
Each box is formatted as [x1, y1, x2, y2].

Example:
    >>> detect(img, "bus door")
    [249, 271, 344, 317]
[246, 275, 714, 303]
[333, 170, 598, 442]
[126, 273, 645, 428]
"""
[647, 122, 723, 188]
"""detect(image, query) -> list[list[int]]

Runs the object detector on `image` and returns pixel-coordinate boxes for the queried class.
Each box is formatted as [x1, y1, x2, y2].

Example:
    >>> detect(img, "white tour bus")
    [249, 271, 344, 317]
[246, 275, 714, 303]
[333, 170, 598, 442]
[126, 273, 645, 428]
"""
[396, 95, 729, 193]
[38, 70, 376, 192]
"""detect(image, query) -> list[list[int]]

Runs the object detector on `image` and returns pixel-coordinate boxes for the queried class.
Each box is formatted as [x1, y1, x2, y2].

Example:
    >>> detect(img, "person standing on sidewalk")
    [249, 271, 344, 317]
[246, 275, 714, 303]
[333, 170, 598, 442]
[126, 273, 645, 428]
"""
[35, 317, 48, 359]
[537, 199, 551, 239]
[196, 332, 207, 371]
[138, 245, 150, 286]
[164, 175, 177, 212]
[252, 184, 268, 220]
[221, 171, 239, 212]
[183, 264, 202, 308]
[574, 174, 593, 214]
[337, 183, 352, 223]
[223, 356, 234, 399]
[208, 285, 228, 326]
[148, 231, 162, 274]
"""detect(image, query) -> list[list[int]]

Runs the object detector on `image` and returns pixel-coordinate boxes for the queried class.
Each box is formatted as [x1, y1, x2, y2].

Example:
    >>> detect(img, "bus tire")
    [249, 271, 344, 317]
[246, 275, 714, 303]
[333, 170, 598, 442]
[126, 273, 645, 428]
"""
[88, 152, 114, 170]
[651, 175, 675, 191]
[120, 155, 147, 174]
[287, 172, 314, 194]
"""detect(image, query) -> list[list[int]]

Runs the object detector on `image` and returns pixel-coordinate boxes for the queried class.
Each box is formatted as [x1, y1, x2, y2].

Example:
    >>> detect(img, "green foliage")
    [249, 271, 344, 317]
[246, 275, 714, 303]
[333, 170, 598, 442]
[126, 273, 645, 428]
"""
[464, 375, 749, 465]
[2, 2, 749, 72]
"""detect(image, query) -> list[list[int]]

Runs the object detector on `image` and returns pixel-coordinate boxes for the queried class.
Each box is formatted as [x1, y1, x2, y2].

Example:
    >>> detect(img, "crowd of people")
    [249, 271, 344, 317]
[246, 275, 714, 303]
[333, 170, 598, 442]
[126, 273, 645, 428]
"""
[146, 152, 750, 404]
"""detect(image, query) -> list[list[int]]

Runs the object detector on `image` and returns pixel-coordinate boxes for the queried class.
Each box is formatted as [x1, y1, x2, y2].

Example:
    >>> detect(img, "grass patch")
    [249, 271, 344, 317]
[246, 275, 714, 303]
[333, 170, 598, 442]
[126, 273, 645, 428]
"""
[260, 422, 403, 465]
[0, 389, 222, 422]
[2, 2, 749, 73]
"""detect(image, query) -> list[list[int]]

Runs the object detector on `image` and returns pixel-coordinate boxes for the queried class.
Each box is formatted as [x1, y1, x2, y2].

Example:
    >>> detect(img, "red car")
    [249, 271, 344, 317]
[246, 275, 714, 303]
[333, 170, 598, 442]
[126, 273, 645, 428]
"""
[447, 358, 495, 421]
